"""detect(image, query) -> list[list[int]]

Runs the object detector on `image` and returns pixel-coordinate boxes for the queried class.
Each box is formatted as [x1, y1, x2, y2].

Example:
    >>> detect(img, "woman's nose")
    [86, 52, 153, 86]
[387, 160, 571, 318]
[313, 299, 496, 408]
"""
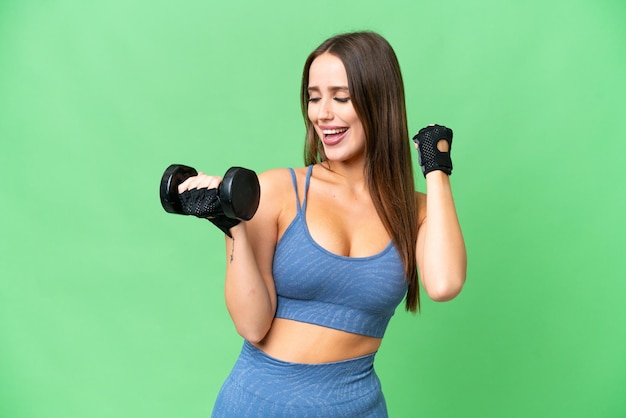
[318, 100, 333, 120]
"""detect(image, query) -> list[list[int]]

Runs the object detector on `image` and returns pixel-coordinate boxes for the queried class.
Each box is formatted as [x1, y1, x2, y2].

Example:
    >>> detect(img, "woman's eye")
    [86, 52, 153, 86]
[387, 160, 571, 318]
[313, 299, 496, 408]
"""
[308, 97, 321, 103]
[335, 97, 350, 103]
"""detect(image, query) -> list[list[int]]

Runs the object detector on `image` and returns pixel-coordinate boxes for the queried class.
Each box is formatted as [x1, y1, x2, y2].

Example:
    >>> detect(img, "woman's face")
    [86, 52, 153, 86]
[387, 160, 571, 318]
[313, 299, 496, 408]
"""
[307, 53, 366, 164]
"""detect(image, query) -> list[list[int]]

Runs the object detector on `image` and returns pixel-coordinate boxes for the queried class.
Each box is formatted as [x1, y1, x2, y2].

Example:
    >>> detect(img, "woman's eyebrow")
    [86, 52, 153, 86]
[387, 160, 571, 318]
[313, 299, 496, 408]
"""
[307, 86, 350, 93]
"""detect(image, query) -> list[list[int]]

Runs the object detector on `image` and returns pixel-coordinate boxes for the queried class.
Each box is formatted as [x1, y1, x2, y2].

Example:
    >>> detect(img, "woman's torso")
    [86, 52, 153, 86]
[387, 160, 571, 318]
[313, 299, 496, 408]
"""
[252, 165, 406, 363]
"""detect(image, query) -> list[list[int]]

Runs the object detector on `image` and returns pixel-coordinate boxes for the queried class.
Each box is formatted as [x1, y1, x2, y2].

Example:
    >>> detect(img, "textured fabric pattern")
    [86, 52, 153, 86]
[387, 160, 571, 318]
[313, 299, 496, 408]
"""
[179, 187, 224, 218]
[272, 166, 407, 338]
[211, 341, 388, 417]
[179, 188, 239, 236]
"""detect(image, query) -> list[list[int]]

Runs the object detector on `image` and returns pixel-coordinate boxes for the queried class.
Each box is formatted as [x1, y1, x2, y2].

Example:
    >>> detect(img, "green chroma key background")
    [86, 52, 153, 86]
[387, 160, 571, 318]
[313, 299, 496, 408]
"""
[1, 0, 624, 417]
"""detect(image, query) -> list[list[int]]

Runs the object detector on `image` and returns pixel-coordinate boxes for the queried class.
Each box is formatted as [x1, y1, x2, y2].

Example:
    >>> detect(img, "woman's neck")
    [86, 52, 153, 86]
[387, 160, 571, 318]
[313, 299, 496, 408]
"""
[319, 159, 369, 193]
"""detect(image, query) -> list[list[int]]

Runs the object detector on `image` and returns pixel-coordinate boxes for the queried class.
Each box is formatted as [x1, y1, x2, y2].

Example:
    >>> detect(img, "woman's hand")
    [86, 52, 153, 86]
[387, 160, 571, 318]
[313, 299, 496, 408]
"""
[412, 124, 453, 177]
[178, 172, 222, 193]
[176, 172, 240, 237]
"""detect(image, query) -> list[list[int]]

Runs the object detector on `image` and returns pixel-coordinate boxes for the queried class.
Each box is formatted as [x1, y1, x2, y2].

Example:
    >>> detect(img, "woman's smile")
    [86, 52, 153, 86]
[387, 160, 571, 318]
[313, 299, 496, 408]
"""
[321, 126, 349, 145]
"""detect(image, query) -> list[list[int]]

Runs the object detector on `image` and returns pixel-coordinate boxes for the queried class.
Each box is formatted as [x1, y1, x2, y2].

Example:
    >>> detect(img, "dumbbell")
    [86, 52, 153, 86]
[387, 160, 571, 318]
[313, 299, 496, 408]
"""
[159, 164, 261, 221]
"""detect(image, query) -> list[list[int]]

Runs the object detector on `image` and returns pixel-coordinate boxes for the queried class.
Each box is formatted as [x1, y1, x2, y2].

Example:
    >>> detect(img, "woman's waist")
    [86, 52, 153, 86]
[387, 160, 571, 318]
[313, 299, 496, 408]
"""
[252, 318, 382, 364]
[226, 339, 382, 404]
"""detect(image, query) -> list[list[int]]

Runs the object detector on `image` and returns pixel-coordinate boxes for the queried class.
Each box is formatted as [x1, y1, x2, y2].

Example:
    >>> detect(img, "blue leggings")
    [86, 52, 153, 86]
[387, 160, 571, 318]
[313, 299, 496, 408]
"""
[211, 341, 388, 417]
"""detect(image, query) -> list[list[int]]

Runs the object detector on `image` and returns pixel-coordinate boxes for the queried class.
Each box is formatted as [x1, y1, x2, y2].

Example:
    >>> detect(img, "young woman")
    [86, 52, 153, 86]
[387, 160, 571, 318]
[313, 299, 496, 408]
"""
[178, 31, 466, 417]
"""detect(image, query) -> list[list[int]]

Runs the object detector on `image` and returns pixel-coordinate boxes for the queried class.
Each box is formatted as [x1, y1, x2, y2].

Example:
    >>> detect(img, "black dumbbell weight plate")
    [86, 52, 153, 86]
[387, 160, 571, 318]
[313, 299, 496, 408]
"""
[219, 167, 261, 220]
[160, 164, 198, 214]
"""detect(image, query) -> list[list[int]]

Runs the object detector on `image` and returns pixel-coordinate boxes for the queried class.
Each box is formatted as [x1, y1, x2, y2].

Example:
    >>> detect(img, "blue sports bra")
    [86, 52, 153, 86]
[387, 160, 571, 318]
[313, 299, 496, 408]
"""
[272, 166, 408, 338]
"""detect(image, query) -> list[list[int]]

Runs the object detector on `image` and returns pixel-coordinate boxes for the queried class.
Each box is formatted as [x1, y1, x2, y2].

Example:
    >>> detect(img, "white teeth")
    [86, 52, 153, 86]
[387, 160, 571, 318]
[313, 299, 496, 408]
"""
[322, 128, 348, 135]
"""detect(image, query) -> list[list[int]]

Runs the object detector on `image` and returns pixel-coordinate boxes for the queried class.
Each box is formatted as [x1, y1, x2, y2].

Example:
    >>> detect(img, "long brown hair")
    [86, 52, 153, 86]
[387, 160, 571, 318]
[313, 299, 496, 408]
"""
[300, 31, 420, 312]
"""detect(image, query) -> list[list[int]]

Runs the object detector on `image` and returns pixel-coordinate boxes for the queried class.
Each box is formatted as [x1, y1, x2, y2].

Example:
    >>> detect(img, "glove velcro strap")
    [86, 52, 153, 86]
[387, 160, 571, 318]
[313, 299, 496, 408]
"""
[423, 153, 453, 176]
[208, 216, 240, 238]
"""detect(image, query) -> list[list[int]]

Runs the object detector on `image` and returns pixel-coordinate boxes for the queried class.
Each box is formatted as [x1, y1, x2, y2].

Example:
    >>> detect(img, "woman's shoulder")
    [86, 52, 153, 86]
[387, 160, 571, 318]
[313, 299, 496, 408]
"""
[258, 166, 311, 188]
[257, 166, 309, 202]
[255, 167, 307, 226]
[259, 166, 301, 184]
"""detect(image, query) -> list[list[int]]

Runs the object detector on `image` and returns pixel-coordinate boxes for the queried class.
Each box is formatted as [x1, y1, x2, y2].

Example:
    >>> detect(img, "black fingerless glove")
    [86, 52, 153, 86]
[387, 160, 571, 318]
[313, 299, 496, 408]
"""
[412, 124, 453, 177]
[179, 188, 240, 237]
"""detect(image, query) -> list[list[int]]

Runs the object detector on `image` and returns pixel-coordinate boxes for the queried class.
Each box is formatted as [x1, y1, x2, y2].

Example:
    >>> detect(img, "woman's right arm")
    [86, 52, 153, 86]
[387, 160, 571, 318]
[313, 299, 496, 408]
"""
[222, 169, 285, 343]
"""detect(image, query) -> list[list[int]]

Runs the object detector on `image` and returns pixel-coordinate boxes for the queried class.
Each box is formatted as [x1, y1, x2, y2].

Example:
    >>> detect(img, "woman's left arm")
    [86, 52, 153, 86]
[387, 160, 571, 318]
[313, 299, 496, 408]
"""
[416, 173, 467, 301]
[414, 124, 467, 301]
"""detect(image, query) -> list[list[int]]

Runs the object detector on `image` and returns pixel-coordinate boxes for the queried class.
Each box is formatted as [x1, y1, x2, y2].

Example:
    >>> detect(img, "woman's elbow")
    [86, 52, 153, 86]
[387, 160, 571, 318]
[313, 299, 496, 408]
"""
[424, 276, 465, 302]
[235, 324, 270, 344]
[232, 312, 274, 343]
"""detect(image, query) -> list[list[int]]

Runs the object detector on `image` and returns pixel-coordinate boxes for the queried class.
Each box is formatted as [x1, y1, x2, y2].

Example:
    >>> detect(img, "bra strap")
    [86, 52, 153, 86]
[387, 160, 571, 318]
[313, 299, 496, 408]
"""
[287, 165, 314, 213]
[302, 165, 313, 212]
[287, 168, 301, 213]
